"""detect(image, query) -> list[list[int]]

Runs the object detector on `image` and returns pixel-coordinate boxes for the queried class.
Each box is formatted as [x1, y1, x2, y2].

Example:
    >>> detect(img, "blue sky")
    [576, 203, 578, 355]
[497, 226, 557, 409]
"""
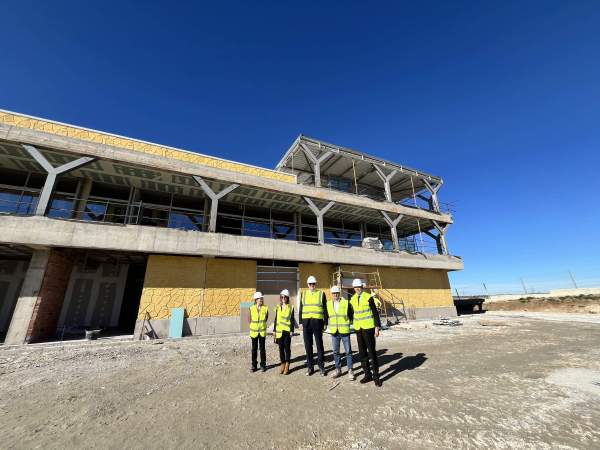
[1, 1, 599, 293]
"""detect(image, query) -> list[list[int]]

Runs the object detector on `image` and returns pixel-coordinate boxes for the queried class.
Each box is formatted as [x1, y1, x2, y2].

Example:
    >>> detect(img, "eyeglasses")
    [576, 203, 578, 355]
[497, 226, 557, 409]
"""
[308, 283, 316, 286]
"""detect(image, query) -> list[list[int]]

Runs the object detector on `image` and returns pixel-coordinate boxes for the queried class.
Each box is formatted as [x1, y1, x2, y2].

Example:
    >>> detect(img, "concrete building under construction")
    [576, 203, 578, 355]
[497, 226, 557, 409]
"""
[0, 110, 463, 345]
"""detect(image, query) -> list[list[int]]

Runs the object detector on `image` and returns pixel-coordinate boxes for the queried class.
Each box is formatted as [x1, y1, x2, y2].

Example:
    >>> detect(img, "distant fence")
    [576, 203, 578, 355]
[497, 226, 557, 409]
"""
[451, 269, 600, 297]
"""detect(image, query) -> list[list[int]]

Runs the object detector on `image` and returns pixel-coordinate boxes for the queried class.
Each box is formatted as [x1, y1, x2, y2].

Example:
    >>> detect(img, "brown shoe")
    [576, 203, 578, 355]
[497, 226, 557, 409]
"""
[283, 362, 290, 375]
[279, 363, 285, 374]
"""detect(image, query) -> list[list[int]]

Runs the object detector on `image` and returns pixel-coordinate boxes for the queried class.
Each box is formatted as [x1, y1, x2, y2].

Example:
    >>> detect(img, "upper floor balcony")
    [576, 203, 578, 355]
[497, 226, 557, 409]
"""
[0, 137, 460, 270]
[276, 135, 451, 214]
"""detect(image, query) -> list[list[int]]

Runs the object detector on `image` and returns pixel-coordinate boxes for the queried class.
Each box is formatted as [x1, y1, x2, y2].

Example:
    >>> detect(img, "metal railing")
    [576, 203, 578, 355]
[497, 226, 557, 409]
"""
[298, 175, 454, 214]
[0, 185, 448, 257]
[46, 196, 209, 231]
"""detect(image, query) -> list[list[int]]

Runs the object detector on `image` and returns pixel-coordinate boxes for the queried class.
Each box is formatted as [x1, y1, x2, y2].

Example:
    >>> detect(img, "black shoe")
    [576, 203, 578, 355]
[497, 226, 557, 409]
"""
[261, 366, 267, 372]
[305, 368, 314, 376]
[320, 368, 327, 376]
[250, 367, 257, 373]
[360, 375, 373, 384]
[374, 378, 382, 387]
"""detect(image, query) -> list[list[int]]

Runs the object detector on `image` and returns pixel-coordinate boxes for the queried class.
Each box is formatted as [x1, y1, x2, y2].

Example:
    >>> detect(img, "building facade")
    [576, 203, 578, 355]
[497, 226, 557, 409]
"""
[0, 110, 462, 344]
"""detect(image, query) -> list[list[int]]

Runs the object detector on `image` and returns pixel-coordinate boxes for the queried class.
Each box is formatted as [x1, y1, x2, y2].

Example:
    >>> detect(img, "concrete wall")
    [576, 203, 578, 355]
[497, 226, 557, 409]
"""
[136, 255, 256, 337]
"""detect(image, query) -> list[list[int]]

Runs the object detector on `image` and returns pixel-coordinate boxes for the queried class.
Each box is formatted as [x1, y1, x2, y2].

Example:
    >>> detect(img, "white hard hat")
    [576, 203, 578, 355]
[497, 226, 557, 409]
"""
[307, 275, 317, 284]
[352, 278, 363, 288]
[330, 286, 341, 294]
[280, 289, 290, 297]
[253, 291, 263, 300]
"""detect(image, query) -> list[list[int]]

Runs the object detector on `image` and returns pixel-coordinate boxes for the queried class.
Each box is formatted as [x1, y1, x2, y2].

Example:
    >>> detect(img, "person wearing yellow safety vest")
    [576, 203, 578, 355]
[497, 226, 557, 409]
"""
[326, 285, 355, 381]
[248, 291, 268, 373]
[299, 275, 329, 376]
[273, 289, 297, 375]
[350, 278, 383, 387]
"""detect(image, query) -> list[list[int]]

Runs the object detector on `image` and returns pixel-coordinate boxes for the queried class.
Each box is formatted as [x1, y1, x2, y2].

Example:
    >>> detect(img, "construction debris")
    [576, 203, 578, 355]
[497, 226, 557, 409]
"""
[433, 317, 462, 326]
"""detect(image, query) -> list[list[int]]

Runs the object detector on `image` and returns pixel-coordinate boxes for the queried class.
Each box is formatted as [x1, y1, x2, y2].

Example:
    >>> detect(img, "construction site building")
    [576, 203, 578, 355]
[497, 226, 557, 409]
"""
[0, 110, 463, 344]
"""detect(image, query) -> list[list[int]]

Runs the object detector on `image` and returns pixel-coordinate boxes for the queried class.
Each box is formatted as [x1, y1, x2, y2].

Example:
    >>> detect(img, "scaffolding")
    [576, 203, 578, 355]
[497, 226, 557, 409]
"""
[332, 266, 407, 326]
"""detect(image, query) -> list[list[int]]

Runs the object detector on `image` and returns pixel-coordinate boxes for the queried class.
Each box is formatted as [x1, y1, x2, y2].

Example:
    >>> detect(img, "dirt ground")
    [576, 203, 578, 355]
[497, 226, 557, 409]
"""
[1, 314, 600, 450]
[485, 294, 600, 314]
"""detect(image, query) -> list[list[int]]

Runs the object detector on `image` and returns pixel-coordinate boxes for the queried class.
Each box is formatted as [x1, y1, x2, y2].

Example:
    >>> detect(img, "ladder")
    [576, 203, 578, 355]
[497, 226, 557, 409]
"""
[332, 266, 408, 326]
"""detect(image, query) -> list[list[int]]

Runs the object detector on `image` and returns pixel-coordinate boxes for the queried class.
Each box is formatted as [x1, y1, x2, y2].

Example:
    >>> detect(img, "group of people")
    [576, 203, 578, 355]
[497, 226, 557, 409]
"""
[248, 276, 383, 387]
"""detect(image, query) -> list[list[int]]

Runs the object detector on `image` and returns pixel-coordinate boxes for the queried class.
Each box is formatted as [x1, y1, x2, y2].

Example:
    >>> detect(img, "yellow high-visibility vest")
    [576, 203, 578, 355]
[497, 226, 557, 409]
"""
[249, 304, 268, 337]
[275, 304, 293, 339]
[301, 290, 324, 320]
[350, 292, 375, 330]
[326, 299, 350, 334]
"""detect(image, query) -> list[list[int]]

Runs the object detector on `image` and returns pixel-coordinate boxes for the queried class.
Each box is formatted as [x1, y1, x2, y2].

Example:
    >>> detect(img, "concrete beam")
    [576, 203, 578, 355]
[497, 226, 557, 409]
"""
[0, 215, 464, 271]
[1, 124, 453, 224]
[373, 165, 398, 202]
[423, 179, 442, 213]
[299, 143, 332, 187]
[432, 221, 449, 255]
[23, 144, 95, 216]
[303, 197, 335, 244]
[381, 211, 403, 251]
[192, 176, 239, 232]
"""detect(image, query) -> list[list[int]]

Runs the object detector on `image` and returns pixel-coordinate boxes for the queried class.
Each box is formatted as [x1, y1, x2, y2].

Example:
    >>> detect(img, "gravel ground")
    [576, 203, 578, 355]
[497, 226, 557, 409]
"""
[485, 295, 600, 314]
[1, 313, 599, 449]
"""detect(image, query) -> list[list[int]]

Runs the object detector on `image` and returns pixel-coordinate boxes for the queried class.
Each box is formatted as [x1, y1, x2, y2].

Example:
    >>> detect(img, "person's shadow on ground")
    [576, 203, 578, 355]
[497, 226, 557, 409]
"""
[379, 352, 428, 382]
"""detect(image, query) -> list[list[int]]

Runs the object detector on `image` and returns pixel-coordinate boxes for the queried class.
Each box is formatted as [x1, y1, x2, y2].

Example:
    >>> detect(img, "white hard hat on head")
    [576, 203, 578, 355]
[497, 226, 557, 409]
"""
[352, 278, 363, 288]
[280, 289, 290, 297]
[253, 291, 264, 300]
[330, 286, 341, 294]
[307, 275, 317, 284]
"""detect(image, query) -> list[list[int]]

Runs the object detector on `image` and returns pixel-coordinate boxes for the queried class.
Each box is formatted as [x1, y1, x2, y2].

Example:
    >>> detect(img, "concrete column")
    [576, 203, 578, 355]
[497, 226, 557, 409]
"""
[381, 211, 403, 251]
[72, 178, 93, 220]
[4, 249, 50, 345]
[293, 212, 302, 241]
[5, 248, 78, 344]
[360, 223, 367, 242]
[423, 179, 442, 213]
[202, 198, 210, 232]
[425, 221, 449, 255]
[124, 186, 139, 224]
[299, 143, 332, 188]
[432, 221, 449, 255]
[303, 197, 335, 244]
[23, 145, 95, 216]
[373, 165, 398, 202]
[192, 176, 239, 232]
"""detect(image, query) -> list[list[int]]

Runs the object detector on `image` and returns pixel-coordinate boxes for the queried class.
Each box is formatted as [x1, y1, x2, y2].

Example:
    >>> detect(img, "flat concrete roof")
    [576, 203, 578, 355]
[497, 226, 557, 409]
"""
[0, 109, 296, 184]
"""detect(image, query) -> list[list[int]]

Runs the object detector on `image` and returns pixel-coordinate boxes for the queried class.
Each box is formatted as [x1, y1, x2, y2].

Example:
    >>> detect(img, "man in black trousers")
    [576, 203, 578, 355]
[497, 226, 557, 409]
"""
[349, 278, 382, 386]
[299, 275, 328, 376]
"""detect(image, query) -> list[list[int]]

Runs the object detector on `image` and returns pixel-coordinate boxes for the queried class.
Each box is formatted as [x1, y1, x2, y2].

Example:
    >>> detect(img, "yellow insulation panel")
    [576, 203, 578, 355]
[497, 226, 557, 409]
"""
[298, 263, 453, 308]
[0, 111, 295, 183]
[137, 255, 256, 320]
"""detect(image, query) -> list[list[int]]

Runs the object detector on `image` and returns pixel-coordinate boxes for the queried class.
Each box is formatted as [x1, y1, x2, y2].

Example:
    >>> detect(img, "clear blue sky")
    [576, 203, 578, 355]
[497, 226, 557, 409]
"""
[1, 1, 599, 293]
